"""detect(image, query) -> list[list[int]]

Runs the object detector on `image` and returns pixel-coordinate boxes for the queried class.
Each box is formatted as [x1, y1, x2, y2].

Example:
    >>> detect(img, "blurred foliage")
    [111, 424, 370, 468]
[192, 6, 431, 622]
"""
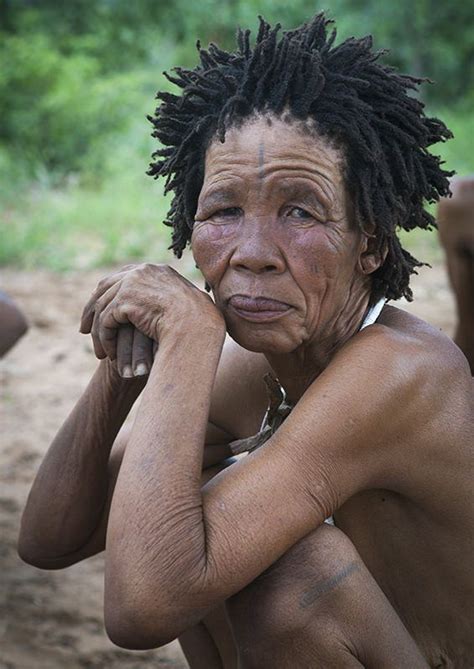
[0, 0, 473, 269]
[1, 0, 473, 175]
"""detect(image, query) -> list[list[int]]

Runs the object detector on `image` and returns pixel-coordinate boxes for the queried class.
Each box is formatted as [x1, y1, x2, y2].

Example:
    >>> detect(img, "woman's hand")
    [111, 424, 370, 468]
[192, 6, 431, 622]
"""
[80, 264, 225, 377]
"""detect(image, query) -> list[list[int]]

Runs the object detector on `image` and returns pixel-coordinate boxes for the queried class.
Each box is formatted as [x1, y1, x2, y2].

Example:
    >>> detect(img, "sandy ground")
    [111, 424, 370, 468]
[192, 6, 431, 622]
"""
[0, 262, 456, 669]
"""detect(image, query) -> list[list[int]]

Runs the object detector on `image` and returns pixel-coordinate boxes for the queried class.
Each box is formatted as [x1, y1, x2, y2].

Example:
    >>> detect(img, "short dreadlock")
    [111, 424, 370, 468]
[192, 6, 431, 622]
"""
[147, 13, 453, 301]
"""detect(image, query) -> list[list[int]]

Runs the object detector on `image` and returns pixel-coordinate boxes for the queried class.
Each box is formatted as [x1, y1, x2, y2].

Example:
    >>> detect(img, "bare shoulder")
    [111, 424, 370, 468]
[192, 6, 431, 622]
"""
[356, 305, 472, 431]
[341, 304, 471, 389]
[373, 305, 471, 393]
[208, 336, 272, 440]
[339, 304, 473, 505]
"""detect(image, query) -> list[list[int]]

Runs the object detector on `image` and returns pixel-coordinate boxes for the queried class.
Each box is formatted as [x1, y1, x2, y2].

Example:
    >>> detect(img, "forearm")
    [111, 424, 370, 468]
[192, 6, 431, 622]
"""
[105, 328, 225, 645]
[19, 359, 145, 561]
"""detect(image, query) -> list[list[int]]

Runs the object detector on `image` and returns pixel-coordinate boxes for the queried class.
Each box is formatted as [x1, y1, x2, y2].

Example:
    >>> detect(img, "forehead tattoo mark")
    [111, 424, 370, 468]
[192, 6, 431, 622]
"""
[258, 141, 265, 181]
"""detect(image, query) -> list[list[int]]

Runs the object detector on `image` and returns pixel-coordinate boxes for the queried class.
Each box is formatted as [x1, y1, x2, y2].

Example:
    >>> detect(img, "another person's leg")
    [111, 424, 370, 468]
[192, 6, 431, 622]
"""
[0, 291, 28, 357]
[437, 177, 474, 373]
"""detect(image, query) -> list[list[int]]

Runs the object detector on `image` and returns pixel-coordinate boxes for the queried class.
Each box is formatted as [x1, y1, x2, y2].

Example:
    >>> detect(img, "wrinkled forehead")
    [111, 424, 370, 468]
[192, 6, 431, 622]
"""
[203, 115, 346, 186]
[201, 115, 348, 207]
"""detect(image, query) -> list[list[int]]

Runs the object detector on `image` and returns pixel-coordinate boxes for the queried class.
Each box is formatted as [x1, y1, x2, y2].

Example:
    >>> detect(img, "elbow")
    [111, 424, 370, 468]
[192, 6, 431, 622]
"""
[104, 580, 209, 650]
[17, 542, 62, 570]
[104, 603, 182, 650]
[17, 533, 79, 570]
[105, 623, 177, 651]
[104, 550, 212, 649]
[17, 532, 46, 569]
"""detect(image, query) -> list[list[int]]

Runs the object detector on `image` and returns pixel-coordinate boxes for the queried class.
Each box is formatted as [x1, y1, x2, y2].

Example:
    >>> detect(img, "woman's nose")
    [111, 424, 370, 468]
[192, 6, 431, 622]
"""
[229, 221, 286, 274]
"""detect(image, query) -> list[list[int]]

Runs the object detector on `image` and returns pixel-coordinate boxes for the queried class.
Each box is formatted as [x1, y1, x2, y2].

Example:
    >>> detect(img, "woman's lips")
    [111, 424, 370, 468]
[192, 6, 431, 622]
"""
[228, 295, 293, 322]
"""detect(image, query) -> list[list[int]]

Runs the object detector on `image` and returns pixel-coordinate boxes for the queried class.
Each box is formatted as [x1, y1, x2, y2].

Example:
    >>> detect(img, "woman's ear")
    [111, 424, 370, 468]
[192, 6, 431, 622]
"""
[357, 233, 388, 275]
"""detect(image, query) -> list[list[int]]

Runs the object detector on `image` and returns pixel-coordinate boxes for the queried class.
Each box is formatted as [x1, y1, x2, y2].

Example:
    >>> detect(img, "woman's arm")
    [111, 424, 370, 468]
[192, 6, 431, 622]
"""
[18, 359, 146, 567]
[103, 321, 417, 650]
[104, 326, 226, 647]
[76, 264, 410, 649]
[18, 325, 246, 571]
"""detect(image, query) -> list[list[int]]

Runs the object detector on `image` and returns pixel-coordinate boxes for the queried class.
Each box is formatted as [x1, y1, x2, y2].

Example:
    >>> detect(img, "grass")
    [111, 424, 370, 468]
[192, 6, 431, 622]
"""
[1, 168, 173, 271]
[1, 117, 175, 271]
[1, 104, 472, 272]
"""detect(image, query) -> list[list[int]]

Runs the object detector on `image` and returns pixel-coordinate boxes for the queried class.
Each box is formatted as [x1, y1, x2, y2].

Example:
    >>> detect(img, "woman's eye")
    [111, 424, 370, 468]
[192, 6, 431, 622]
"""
[213, 207, 241, 219]
[287, 207, 313, 220]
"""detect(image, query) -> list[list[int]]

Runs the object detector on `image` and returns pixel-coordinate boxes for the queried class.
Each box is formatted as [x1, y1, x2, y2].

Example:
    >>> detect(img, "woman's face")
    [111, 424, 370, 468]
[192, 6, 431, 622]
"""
[192, 116, 373, 354]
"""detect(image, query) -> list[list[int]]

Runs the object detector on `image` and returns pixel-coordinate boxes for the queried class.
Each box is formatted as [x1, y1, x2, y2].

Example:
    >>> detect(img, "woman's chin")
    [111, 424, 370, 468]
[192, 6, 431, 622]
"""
[226, 323, 302, 355]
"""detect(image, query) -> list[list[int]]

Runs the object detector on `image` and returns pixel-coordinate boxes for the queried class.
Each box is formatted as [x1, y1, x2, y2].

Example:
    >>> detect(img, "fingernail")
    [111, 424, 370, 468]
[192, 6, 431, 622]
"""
[121, 365, 133, 378]
[134, 363, 148, 377]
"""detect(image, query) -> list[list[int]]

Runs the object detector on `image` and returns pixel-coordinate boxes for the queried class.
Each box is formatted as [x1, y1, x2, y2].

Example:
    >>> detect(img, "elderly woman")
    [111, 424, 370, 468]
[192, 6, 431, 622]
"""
[19, 14, 473, 669]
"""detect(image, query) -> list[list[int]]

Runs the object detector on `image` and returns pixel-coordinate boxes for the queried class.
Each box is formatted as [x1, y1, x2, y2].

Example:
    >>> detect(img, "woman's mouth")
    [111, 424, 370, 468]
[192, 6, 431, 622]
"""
[228, 295, 293, 322]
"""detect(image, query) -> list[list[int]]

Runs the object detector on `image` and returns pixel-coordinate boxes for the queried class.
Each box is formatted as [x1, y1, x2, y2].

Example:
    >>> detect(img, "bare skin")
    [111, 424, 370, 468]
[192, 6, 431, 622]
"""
[437, 176, 474, 373]
[0, 290, 28, 357]
[19, 117, 473, 668]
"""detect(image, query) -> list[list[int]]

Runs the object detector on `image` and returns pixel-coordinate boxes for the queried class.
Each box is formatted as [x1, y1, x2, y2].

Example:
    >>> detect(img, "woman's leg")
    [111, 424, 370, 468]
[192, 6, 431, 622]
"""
[179, 605, 237, 669]
[226, 523, 428, 668]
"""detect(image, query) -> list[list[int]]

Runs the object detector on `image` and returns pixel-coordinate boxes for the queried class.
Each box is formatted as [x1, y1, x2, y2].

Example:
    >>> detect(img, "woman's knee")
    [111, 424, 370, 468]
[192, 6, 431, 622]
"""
[228, 524, 363, 643]
[228, 524, 427, 668]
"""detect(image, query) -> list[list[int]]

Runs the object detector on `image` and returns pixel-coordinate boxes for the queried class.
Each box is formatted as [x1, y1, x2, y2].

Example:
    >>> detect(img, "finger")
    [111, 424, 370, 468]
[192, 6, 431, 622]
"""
[98, 303, 130, 361]
[90, 312, 107, 359]
[89, 283, 123, 359]
[131, 330, 154, 377]
[80, 269, 131, 334]
[80, 279, 118, 334]
[116, 325, 135, 378]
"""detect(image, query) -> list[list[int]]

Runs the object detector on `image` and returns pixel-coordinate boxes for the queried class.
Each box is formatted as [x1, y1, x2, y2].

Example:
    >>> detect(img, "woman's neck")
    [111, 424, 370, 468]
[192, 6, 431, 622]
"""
[265, 290, 373, 405]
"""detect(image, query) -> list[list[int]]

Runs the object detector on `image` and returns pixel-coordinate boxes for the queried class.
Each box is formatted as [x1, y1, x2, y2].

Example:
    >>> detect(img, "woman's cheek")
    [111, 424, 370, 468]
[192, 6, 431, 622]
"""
[191, 223, 235, 284]
[287, 225, 350, 277]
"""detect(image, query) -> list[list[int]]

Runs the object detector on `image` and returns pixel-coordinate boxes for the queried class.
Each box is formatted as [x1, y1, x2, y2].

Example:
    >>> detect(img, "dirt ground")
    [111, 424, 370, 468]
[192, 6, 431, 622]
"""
[0, 262, 456, 669]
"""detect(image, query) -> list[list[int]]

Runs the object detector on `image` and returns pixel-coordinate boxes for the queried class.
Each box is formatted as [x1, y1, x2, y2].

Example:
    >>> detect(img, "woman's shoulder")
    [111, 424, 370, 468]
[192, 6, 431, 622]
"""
[356, 304, 470, 378]
[338, 304, 472, 438]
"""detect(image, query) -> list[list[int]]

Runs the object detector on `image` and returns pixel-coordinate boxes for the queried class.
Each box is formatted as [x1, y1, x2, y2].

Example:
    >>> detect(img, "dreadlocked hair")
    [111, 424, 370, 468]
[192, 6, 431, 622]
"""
[147, 12, 453, 301]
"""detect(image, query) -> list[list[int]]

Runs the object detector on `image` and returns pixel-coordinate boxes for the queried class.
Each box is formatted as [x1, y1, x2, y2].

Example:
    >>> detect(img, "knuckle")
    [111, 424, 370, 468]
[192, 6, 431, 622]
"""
[97, 276, 110, 291]
[118, 264, 136, 274]
[152, 263, 169, 273]
[94, 296, 104, 312]
[132, 262, 151, 275]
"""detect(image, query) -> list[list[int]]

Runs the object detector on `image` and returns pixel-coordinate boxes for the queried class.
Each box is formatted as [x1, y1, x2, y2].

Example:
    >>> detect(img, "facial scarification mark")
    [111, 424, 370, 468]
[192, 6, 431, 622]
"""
[299, 561, 359, 608]
[258, 141, 265, 181]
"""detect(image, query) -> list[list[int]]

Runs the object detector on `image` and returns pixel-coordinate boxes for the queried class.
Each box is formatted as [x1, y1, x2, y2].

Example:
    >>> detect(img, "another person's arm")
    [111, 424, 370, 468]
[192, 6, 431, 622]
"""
[0, 291, 28, 356]
[437, 176, 474, 372]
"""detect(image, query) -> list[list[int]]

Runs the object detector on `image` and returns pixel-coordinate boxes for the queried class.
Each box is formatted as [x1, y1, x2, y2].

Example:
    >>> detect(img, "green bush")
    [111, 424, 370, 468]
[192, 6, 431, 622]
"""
[0, 0, 472, 271]
[0, 32, 159, 176]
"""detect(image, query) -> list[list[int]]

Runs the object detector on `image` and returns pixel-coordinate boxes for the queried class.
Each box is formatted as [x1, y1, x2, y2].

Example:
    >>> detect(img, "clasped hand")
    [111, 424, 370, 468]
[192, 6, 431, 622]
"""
[80, 263, 224, 378]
